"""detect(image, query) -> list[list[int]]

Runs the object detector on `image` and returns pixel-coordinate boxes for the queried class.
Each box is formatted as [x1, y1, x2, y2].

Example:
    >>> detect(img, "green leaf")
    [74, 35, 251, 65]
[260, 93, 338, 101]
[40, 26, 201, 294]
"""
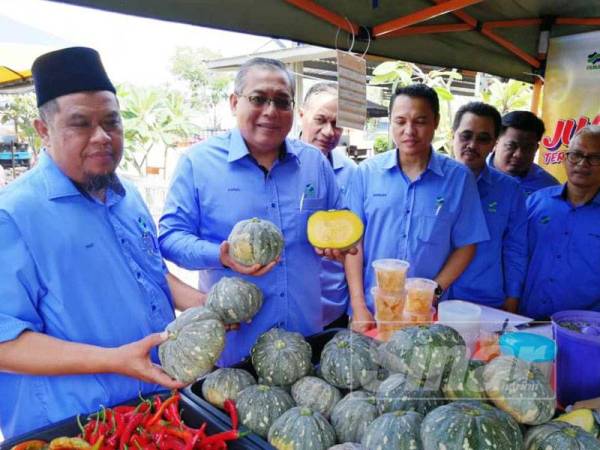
[372, 61, 401, 76]
[433, 86, 453, 101]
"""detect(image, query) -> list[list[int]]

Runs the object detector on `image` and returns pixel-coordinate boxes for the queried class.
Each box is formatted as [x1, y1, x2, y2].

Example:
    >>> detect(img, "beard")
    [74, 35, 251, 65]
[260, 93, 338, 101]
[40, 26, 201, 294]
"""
[82, 172, 119, 195]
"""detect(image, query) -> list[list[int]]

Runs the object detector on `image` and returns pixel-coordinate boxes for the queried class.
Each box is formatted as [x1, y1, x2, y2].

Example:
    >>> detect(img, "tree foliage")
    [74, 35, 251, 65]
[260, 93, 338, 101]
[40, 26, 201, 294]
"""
[0, 93, 41, 152]
[481, 79, 533, 114]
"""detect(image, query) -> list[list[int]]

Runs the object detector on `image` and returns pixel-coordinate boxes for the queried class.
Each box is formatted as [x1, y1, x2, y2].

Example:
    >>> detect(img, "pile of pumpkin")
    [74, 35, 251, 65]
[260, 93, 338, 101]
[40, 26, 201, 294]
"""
[197, 325, 600, 450]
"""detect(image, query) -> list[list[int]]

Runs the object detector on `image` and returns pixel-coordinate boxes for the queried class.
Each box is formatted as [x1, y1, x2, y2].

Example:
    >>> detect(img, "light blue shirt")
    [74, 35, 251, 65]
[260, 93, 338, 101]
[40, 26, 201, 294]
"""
[346, 149, 489, 312]
[321, 147, 357, 325]
[0, 152, 174, 439]
[159, 128, 341, 365]
[488, 152, 559, 196]
[449, 165, 528, 307]
[521, 185, 600, 319]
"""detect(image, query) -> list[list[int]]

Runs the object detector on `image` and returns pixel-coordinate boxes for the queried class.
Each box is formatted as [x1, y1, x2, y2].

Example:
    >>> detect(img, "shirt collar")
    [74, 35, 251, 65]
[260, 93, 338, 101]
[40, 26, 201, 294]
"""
[41, 150, 125, 202]
[382, 148, 444, 177]
[330, 147, 345, 171]
[477, 164, 493, 185]
[554, 183, 600, 205]
[228, 127, 294, 164]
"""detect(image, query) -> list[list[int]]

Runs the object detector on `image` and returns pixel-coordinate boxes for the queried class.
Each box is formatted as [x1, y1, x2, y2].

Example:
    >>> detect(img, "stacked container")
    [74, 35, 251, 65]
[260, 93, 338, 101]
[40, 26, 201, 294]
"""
[371, 259, 409, 340]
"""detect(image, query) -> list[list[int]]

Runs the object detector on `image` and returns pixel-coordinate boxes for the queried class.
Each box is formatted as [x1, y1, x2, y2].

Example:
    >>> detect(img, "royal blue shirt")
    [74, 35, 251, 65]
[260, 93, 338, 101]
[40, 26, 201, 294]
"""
[0, 152, 174, 439]
[449, 165, 528, 307]
[159, 129, 341, 365]
[346, 149, 489, 312]
[488, 152, 559, 196]
[321, 147, 357, 325]
[520, 185, 600, 319]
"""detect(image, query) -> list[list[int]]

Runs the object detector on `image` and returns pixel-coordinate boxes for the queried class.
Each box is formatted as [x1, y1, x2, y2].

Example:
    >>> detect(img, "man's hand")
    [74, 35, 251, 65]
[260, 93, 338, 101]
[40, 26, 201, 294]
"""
[502, 297, 519, 314]
[219, 241, 279, 276]
[109, 332, 186, 390]
[351, 304, 375, 333]
[315, 245, 359, 263]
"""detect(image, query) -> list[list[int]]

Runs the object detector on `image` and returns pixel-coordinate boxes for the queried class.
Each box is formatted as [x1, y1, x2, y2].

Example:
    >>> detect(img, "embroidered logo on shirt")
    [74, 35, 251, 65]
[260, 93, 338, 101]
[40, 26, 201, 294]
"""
[435, 196, 445, 215]
[304, 183, 316, 198]
[227, 187, 241, 192]
[85, 243, 94, 249]
[488, 201, 498, 213]
[540, 215, 551, 224]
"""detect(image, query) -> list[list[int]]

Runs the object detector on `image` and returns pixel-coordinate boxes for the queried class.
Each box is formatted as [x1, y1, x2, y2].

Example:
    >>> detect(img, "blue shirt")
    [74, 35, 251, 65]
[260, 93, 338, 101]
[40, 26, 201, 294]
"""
[488, 152, 559, 196]
[0, 152, 174, 439]
[520, 185, 600, 319]
[321, 147, 357, 325]
[159, 129, 341, 365]
[449, 165, 528, 307]
[346, 149, 489, 312]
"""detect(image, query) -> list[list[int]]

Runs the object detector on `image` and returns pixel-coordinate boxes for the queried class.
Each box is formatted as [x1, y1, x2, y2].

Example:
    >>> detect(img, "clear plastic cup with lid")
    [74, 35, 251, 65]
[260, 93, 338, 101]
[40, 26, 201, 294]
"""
[405, 277, 437, 314]
[372, 259, 410, 293]
[372, 287, 405, 340]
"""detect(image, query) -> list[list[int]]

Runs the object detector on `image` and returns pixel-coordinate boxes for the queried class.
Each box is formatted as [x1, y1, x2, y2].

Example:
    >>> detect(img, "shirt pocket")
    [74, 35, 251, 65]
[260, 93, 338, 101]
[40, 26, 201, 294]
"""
[296, 197, 328, 243]
[416, 214, 452, 245]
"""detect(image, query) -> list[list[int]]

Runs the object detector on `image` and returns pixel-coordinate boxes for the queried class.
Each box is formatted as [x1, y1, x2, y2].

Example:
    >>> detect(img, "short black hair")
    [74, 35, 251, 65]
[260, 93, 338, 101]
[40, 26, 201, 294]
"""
[389, 83, 439, 117]
[500, 110, 545, 141]
[453, 102, 502, 138]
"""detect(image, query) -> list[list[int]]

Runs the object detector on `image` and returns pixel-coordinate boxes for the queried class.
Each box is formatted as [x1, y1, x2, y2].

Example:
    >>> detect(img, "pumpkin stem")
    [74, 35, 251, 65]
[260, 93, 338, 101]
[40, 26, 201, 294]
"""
[300, 407, 313, 416]
[274, 340, 287, 350]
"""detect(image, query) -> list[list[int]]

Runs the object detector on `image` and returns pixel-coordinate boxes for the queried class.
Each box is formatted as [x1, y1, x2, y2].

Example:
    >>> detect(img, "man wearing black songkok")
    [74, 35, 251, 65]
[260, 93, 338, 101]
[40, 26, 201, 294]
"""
[0, 47, 205, 439]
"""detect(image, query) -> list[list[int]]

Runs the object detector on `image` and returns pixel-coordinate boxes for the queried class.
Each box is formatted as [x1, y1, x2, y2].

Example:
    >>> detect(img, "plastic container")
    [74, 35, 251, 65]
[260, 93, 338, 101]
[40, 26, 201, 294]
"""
[552, 310, 600, 406]
[405, 277, 437, 313]
[499, 331, 556, 384]
[372, 259, 410, 293]
[372, 287, 405, 341]
[0, 392, 250, 450]
[401, 307, 435, 326]
[186, 329, 344, 449]
[438, 300, 482, 356]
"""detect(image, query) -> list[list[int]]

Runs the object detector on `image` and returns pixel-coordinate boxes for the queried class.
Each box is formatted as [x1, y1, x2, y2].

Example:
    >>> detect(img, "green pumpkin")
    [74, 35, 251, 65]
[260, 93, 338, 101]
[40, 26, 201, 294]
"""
[205, 276, 263, 324]
[378, 324, 466, 383]
[228, 217, 284, 266]
[268, 406, 336, 450]
[362, 366, 389, 394]
[291, 376, 341, 418]
[483, 355, 555, 425]
[421, 401, 523, 450]
[158, 306, 225, 383]
[236, 384, 295, 438]
[330, 390, 379, 444]
[201, 368, 256, 409]
[376, 372, 444, 416]
[251, 328, 312, 387]
[361, 410, 423, 450]
[320, 330, 379, 389]
[442, 359, 487, 400]
[328, 445, 365, 450]
[524, 420, 600, 450]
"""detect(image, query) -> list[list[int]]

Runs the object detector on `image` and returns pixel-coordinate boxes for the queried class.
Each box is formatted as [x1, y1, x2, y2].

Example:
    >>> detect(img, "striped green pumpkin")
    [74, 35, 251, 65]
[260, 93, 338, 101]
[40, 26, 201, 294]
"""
[376, 372, 444, 416]
[251, 328, 312, 387]
[228, 217, 284, 266]
[291, 376, 341, 418]
[201, 368, 256, 409]
[442, 359, 487, 400]
[378, 324, 466, 382]
[236, 384, 295, 438]
[361, 411, 423, 450]
[330, 390, 379, 444]
[328, 445, 365, 450]
[524, 420, 600, 450]
[421, 401, 523, 450]
[320, 330, 379, 389]
[158, 306, 225, 383]
[268, 407, 336, 450]
[483, 355, 555, 425]
[206, 276, 263, 324]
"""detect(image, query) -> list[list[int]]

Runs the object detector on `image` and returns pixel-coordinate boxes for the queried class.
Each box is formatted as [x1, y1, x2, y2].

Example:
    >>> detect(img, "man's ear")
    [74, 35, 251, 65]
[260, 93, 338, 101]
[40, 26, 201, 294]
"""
[229, 93, 238, 116]
[33, 118, 51, 148]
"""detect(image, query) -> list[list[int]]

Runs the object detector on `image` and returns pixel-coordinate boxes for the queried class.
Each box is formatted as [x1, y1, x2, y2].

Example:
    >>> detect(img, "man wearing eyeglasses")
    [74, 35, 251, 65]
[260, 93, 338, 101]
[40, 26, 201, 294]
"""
[449, 102, 528, 313]
[520, 125, 600, 319]
[488, 111, 559, 196]
[159, 58, 347, 365]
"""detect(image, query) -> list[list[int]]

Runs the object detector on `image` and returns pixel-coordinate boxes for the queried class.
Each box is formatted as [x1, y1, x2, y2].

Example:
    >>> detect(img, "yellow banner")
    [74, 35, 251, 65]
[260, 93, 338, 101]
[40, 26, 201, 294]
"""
[540, 31, 600, 182]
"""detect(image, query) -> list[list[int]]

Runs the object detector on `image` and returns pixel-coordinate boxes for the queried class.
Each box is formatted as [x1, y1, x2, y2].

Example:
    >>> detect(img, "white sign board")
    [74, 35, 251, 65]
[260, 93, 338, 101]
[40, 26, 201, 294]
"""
[336, 50, 367, 130]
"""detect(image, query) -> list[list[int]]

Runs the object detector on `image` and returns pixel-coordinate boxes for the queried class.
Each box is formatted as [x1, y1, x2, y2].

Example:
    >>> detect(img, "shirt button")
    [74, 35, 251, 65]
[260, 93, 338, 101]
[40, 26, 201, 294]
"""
[280, 293, 285, 297]
[271, 202, 276, 208]
[564, 231, 569, 235]
[121, 238, 126, 244]
[405, 210, 410, 214]
[136, 272, 142, 279]
[402, 234, 407, 238]
[556, 255, 561, 259]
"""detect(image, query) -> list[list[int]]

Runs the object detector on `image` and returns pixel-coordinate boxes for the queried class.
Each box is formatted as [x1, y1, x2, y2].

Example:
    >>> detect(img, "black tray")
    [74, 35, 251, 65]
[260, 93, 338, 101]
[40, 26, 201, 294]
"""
[1, 391, 255, 450]
[185, 329, 344, 449]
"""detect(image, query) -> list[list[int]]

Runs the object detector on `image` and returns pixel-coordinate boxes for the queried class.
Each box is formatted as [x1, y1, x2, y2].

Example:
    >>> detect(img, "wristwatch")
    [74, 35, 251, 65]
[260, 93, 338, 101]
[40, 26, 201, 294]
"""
[434, 284, 444, 300]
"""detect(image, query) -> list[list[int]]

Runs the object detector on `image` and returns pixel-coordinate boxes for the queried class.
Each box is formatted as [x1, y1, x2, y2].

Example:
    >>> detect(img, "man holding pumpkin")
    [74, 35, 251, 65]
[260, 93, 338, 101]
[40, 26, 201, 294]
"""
[0, 47, 204, 439]
[159, 58, 355, 366]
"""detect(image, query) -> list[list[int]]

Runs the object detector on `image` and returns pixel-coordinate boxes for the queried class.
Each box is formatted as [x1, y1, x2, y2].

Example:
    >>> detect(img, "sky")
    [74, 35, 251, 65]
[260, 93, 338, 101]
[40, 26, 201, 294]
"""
[2, 0, 279, 85]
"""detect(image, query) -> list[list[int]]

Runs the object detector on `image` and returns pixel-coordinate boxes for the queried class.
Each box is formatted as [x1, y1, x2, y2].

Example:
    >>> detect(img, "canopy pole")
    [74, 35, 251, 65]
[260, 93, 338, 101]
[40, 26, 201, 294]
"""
[530, 77, 543, 116]
[284, 0, 359, 35]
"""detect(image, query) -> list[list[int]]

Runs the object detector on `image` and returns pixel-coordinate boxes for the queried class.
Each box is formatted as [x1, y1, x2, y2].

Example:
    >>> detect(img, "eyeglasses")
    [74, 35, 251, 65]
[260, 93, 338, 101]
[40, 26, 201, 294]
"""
[458, 131, 494, 145]
[237, 94, 294, 111]
[565, 151, 600, 166]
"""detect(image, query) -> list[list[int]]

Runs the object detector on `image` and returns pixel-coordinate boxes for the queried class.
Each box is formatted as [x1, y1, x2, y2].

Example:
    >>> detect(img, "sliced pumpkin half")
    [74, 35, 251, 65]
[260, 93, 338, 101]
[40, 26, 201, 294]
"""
[307, 209, 364, 250]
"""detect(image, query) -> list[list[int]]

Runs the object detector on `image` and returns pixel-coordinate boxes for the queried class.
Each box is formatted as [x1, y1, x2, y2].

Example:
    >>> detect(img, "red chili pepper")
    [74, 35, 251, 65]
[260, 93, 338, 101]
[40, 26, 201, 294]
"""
[200, 429, 248, 445]
[145, 394, 179, 428]
[113, 405, 136, 415]
[166, 402, 184, 428]
[222, 400, 238, 431]
[119, 414, 145, 450]
[159, 437, 186, 450]
[153, 395, 162, 412]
